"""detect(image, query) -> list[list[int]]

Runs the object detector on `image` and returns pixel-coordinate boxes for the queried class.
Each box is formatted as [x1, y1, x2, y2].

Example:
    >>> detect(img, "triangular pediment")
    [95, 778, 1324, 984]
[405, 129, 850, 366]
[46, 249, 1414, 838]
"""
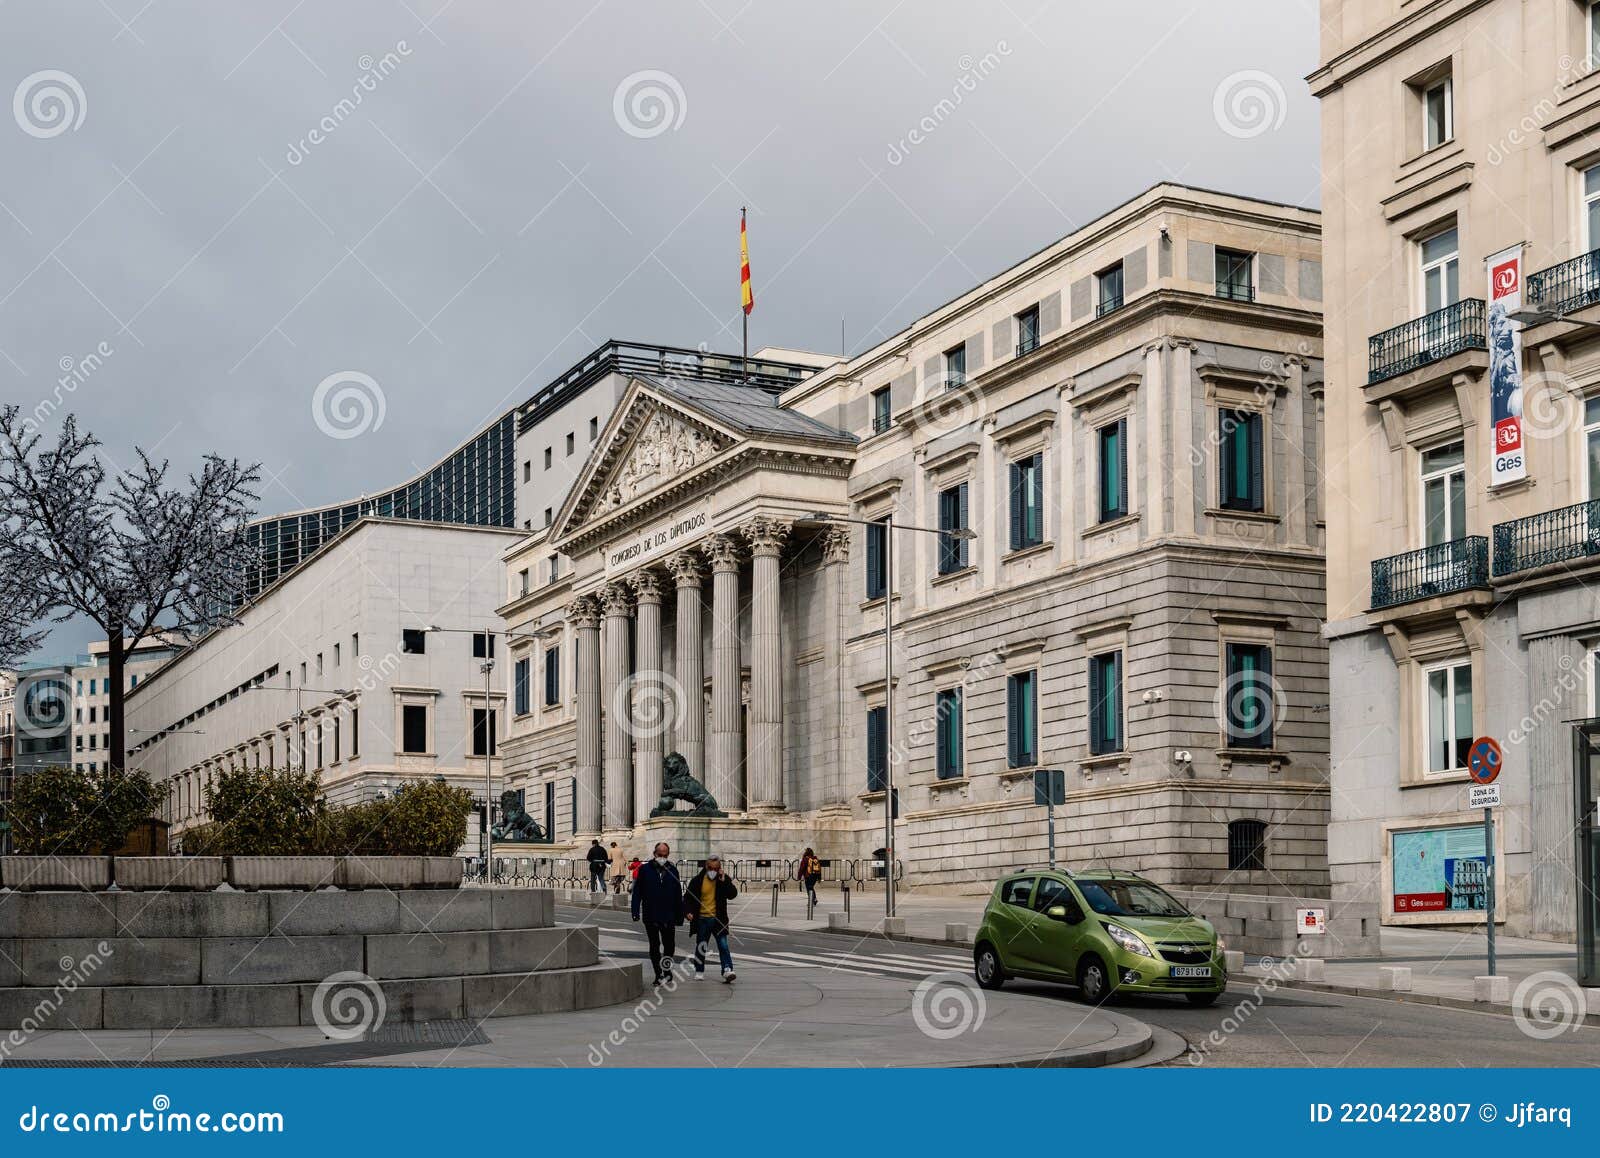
[552, 383, 739, 541]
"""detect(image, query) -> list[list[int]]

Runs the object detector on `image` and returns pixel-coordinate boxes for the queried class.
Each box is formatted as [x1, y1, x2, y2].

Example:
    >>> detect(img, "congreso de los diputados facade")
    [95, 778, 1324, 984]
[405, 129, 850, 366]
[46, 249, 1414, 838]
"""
[499, 183, 1330, 896]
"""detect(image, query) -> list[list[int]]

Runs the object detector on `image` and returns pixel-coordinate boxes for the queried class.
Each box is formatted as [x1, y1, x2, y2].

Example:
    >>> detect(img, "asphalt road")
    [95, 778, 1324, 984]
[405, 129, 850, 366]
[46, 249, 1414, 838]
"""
[564, 904, 1600, 1067]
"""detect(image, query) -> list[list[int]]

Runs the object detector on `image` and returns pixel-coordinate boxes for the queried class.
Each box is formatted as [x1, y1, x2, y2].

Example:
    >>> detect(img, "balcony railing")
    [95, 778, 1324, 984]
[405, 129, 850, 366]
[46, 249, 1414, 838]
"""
[1493, 499, 1600, 576]
[1215, 281, 1255, 302]
[1370, 536, 1489, 610]
[1367, 298, 1487, 385]
[1015, 335, 1039, 356]
[1526, 250, 1600, 319]
[1095, 294, 1123, 319]
[871, 411, 892, 435]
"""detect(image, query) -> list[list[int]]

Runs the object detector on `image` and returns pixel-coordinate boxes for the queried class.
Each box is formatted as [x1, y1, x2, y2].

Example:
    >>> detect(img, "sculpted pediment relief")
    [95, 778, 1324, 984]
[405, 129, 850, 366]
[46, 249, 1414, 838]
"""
[591, 407, 731, 517]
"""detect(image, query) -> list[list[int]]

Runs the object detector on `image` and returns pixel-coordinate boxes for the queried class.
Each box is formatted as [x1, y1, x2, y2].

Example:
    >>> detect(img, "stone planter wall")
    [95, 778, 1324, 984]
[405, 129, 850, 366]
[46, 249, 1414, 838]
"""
[0, 887, 640, 1029]
[0, 856, 113, 891]
[0, 856, 466, 892]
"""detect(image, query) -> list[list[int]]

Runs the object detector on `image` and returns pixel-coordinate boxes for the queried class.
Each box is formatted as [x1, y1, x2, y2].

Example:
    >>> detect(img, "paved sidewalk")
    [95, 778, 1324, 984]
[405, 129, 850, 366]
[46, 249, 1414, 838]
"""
[0, 960, 1150, 1068]
[728, 885, 986, 942]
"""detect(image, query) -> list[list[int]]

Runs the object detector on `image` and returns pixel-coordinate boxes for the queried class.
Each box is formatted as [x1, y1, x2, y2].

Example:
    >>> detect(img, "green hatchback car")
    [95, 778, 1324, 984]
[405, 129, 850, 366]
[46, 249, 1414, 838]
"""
[973, 869, 1226, 1006]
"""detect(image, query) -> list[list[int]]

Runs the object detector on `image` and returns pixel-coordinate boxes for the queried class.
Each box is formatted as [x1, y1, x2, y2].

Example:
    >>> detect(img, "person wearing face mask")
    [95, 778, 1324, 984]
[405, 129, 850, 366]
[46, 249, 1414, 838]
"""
[680, 855, 739, 982]
[630, 842, 683, 985]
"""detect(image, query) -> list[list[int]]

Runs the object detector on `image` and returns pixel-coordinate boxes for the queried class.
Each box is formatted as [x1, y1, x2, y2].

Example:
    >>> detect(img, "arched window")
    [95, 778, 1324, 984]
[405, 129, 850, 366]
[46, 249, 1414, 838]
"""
[1228, 819, 1268, 871]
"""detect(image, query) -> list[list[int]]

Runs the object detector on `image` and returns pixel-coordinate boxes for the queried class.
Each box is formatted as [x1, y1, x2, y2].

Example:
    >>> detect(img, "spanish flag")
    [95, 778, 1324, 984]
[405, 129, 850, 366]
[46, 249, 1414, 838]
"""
[740, 208, 754, 316]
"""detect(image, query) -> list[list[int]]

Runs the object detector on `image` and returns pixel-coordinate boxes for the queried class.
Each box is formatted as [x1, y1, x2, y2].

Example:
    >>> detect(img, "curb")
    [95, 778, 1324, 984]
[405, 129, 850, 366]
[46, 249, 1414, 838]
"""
[813, 925, 973, 950]
[1248, 972, 1600, 1026]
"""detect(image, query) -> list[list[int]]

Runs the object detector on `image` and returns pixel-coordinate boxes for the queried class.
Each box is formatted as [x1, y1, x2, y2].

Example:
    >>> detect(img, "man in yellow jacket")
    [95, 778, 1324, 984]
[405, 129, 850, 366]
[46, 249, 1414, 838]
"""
[681, 855, 738, 982]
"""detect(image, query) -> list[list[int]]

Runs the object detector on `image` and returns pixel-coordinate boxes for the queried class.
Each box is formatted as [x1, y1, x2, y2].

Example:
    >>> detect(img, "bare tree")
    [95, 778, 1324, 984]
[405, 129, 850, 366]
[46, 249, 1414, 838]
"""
[0, 531, 49, 666]
[0, 407, 261, 771]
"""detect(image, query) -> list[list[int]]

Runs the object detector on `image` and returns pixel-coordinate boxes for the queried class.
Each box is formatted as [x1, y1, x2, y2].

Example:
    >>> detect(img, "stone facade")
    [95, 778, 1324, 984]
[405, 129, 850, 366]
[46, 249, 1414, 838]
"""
[500, 184, 1327, 897]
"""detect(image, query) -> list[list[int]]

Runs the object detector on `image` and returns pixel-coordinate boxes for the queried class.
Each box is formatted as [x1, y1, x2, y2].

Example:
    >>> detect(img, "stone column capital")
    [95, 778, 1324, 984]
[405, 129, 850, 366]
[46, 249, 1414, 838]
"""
[821, 525, 851, 566]
[630, 568, 666, 604]
[568, 596, 601, 629]
[665, 548, 704, 587]
[599, 581, 634, 617]
[743, 516, 793, 558]
[705, 533, 743, 573]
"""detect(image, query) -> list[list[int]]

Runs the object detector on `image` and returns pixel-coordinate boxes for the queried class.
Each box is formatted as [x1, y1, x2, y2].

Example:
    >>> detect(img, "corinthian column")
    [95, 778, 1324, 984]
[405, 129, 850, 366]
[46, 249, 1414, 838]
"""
[600, 581, 634, 829]
[819, 525, 851, 807]
[705, 533, 744, 811]
[630, 569, 666, 821]
[570, 596, 603, 835]
[744, 517, 791, 810]
[666, 549, 706, 784]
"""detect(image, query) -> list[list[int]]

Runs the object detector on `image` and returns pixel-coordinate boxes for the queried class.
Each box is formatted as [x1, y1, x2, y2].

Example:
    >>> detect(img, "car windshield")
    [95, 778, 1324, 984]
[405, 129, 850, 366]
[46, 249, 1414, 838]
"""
[1076, 879, 1189, 918]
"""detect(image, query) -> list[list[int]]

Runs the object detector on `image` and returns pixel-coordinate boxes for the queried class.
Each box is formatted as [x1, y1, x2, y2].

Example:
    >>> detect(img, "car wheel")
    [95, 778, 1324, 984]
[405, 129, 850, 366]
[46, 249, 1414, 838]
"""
[1077, 954, 1114, 1004]
[974, 942, 1006, 990]
[1185, 991, 1220, 1007]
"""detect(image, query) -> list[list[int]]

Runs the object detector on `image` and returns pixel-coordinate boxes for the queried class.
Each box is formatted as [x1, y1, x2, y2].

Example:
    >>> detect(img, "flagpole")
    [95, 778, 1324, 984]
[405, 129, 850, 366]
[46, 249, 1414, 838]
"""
[741, 205, 749, 383]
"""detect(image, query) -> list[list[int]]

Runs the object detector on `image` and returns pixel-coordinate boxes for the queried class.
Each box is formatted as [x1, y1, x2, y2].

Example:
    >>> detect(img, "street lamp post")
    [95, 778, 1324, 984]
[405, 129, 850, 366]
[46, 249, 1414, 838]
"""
[481, 653, 495, 877]
[809, 510, 976, 918]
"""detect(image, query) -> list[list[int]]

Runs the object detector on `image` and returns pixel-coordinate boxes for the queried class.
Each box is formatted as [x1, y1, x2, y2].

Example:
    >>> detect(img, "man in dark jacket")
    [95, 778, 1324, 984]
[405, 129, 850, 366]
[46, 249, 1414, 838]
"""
[681, 855, 739, 982]
[630, 842, 682, 984]
[585, 840, 609, 893]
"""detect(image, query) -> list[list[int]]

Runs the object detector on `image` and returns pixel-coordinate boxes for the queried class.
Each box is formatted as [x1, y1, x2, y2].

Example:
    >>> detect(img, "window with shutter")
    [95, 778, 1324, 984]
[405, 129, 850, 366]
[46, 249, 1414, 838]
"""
[1009, 456, 1043, 550]
[1089, 651, 1124, 755]
[865, 520, 887, 599]
[935, 688, 963, 779]
[1006, 671, 1037, 768]
[1224, 643, 1274, 748]
[544, 646, 560, 707]
[1098, 421, 1128, 522]
[1219, 410, 1264, 512]
[866, 706, 888, 791]
[937, 483, 970, 574]
[514, 658, 530, 716]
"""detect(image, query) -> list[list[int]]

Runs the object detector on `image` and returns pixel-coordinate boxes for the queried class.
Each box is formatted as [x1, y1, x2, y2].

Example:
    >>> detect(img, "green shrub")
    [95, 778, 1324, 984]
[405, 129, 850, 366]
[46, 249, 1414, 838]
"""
[4, 765, 158, 855]
[204, 766, 324, 855]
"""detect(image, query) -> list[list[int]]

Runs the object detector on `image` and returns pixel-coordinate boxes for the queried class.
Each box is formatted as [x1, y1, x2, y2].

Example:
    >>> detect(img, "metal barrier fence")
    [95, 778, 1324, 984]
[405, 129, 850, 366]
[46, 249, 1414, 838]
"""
[463, 855, 903, 889]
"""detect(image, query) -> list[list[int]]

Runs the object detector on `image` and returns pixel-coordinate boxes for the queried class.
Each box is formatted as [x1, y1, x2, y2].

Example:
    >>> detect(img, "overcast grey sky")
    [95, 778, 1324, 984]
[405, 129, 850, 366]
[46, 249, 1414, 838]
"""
[3, 0, 1321, 656]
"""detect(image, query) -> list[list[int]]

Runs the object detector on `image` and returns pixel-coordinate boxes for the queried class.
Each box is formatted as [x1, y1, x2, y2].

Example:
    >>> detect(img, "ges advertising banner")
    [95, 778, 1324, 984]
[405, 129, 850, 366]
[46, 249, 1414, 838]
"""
[1487, 244, 1526, 484]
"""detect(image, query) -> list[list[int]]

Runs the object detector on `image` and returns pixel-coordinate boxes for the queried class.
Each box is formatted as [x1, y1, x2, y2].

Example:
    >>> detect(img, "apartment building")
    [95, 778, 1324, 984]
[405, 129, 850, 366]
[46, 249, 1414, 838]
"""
[1313, 0, 1600, 941]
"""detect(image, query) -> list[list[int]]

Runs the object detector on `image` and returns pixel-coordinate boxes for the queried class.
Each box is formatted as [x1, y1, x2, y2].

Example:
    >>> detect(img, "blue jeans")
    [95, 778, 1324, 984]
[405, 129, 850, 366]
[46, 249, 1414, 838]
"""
[691, 917, 734, 973]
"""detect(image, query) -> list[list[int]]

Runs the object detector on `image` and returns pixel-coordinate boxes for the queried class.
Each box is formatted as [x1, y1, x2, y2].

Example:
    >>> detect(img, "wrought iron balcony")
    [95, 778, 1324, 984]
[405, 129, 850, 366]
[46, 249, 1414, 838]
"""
[1526, 250, 1600, 319]
[1492, 499, 1600, 577]
[1095, 294, 1123, 319]
[1367, 298, 1486, 385]
[1371, 536, 1489, 610]
[1215, 281, 1255, 303]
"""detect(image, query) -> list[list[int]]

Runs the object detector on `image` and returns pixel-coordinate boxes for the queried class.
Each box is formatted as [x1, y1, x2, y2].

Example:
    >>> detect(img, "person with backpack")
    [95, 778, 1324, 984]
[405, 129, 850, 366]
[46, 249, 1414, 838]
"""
[798, 847, 823, 910]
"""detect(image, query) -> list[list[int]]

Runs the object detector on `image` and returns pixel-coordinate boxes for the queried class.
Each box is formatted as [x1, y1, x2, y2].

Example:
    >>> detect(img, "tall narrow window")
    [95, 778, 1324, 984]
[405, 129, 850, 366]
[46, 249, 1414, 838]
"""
[1008, 454, 1043, 550]
[1422, 75, 1453, 150]
[590, 416, 599, 441]
[1228, 819, 1268, 871]
[544, 645, 561, 707]
[1215, 248, 1255, 301]
[1586, 396, 1600, 499]
[937, 482, 970, 574]
[1097, 419, 1128, 522]
[1585, 163, 1600, 253]
[935, 688, 963, 780]
[1425, 661, 1473, 774]
[350, 705, 359, 758]
[472, 708, 498, 758]
[1006, 670, 1037, 768]
[871, 386, 892, 434]
[545, 783, 557, 842]
[514, 658, 530, 716]
[865, 518, 888, 600]
[1097, 263, 1125, 317]
[866, 706, 888, 791]
[1219, 410, 1264, 512]
[1224, 643, 1273, 748]
[1421, 441, 1466, 546]
[401, 705, 428, 754]
[1420, 227, 1460, 313]
[943, 343, 966, 388]
[1015, 304, 1041, 354]
[1089, 650, 1124, 755]
[332, 715, 341, 763]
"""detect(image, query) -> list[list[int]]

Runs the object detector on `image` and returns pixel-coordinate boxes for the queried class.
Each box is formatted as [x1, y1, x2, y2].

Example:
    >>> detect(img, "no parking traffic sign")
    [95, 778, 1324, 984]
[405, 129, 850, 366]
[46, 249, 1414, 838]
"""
[1467, 736, 1502, 784]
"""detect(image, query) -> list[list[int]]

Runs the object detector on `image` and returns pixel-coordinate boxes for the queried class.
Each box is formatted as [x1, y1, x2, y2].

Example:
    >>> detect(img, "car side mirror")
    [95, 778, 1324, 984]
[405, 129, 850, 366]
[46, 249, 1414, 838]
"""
[1046, 904, 1081, 924]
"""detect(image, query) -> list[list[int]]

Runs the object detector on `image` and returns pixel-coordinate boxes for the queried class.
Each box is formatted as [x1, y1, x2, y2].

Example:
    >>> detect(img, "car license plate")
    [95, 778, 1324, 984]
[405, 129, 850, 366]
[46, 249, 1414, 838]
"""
[1171, 965, 1211, 979]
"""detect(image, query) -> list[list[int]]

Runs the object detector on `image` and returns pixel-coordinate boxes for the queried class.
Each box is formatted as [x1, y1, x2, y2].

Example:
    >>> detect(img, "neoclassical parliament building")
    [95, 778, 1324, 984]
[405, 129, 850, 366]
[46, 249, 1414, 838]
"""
[499, 184, 1331, 894]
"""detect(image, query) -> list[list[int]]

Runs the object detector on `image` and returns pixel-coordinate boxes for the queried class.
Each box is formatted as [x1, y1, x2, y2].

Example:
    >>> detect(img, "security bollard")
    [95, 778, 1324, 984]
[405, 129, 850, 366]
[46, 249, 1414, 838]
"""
[771, 883, 779, 917]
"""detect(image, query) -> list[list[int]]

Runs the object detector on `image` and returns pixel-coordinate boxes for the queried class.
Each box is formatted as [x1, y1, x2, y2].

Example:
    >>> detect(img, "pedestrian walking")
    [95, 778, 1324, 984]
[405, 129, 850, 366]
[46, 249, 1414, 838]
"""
[798, 847, 822, 909]
[682, 855, 738, 982]
[609, 841, 627, 894]
[628, 856, 642, 880]
[586, 839, 609, 893]
[630, 842, 683, 984]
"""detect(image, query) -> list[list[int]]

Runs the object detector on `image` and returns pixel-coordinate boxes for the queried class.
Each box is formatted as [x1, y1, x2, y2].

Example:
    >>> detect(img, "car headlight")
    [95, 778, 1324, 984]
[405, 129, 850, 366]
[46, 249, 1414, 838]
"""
[1104, 923, 1153, 957]
[1217, 936, 1227, 952]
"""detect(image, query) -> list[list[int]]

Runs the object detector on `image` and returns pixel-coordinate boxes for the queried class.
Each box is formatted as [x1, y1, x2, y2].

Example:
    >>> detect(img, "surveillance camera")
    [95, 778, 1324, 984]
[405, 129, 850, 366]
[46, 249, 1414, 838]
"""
[1141, 689, 1165, 703]
[1174, 749, 1193, 764]
[1158, 222, 1170, 238]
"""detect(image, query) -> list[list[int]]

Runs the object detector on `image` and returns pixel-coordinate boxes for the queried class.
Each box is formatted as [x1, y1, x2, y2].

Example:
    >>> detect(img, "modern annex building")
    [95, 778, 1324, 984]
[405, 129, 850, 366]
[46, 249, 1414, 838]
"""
[1314, 0, 1600, 942]
[500, 184, 1330, 894]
